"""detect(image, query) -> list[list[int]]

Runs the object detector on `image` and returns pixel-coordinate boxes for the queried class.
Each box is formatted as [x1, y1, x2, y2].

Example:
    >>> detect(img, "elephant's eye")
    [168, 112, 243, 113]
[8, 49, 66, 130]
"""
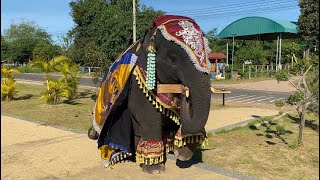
[169, 55, 178, 64]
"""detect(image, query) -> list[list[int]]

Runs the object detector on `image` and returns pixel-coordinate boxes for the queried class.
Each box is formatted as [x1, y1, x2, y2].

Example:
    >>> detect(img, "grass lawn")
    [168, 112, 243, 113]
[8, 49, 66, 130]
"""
[1, 82, 96, 131]
[200, 114, 319, 180]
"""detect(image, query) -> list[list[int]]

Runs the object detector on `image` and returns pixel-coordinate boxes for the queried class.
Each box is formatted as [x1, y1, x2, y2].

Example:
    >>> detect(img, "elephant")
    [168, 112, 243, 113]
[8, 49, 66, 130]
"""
[88, 15, 212, 174]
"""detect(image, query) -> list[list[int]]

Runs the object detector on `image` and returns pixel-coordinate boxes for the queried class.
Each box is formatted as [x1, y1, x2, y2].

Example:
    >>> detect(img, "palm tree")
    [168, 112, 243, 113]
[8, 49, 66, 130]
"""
[1, 67, 20, 101]
[55, 58, 82, 99]
[31, 55, 69, 90]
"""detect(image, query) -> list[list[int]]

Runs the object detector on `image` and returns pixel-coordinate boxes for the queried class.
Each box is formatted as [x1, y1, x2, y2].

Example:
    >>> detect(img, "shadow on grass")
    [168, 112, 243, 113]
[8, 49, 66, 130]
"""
[14, 94, 33, 100]
[63, 99, 82, 105]
[78, 90, 95, 99]
[249, 117, 291, 145]
[287, 113, 319, 132]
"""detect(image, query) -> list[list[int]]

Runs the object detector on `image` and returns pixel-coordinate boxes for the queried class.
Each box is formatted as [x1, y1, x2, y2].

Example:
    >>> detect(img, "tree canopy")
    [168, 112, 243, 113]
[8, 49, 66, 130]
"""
[1, 21, 62, 64]
[298, 0, 319, 50]
[68, 0, 164, 69]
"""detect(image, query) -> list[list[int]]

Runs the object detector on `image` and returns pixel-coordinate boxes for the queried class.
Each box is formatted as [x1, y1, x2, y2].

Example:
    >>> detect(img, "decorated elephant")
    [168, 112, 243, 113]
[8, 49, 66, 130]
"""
[88, 15, 212, 174]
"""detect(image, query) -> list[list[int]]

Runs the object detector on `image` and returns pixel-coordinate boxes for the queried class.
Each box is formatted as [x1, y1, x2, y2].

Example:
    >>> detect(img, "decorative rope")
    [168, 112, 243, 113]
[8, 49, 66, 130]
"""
[132, 66, 181, 125]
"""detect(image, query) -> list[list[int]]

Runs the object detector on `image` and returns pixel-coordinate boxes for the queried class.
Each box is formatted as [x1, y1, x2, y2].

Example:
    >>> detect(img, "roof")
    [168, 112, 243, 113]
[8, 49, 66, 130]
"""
[208, 53, 226, 63]
[218, 16, 299, 40]
[208, 53, 226, 60]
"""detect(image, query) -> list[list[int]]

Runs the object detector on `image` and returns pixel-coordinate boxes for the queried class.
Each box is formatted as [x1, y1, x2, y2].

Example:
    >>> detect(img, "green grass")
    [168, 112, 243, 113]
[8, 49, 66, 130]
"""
[1, 82, 96, 131]
[201, 113, 319, 180]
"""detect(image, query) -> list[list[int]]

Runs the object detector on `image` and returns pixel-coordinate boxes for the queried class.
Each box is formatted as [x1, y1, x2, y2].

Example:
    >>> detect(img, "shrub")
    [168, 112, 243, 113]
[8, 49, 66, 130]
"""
[275, 69, 289, 82]
[276, 124, 286, 135]
[287, 92, 304, 105]
[16, 64, 44, 73]
[1, 67, 20, 101]
[40, 78, 69, 104]
[274, 100, 285, 108]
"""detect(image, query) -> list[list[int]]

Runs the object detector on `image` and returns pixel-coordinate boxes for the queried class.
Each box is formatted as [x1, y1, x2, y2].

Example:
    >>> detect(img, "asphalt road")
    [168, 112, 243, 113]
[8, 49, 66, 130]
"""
[15, 73, 101, 87]
[211, 87, 291, 105]
[14, 73, 291, 105]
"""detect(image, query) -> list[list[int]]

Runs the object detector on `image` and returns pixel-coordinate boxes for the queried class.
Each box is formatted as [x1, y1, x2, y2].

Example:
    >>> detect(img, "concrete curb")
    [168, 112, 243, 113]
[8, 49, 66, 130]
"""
[1, 113, 258, 180]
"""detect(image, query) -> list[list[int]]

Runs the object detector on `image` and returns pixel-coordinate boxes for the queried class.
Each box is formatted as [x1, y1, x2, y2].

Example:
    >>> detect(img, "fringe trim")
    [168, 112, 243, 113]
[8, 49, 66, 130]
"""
[105, 151, 132, 169]
[165, 138, 175, 153]
[135, 140, 164, 165]
[174, 133, 208, 148]
[132, 66, 181, 125]
[136, 154, 164, 166]
[158, 25, 211, 74]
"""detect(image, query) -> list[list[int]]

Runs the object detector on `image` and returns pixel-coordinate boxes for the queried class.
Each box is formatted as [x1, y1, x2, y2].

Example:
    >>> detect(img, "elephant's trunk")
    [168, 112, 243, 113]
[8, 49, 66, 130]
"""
[179, 74, 211, 135]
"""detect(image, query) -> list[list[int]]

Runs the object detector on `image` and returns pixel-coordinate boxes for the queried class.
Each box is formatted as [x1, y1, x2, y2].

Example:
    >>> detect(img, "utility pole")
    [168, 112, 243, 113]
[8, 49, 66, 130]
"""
[231, 35, 235, 79]
[226, 42, 229, 65]
[132, 0, 136, 43]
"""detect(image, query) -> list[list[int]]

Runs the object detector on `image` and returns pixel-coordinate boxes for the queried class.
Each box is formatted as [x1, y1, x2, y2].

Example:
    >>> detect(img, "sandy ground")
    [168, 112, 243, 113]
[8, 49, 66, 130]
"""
[214, 77, 298, 92]
[1, 115, 235, 180]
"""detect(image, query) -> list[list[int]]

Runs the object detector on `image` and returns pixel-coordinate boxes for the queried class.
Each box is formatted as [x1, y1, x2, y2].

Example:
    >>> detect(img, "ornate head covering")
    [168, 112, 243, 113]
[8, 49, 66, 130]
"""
[153, 15, 211, 74]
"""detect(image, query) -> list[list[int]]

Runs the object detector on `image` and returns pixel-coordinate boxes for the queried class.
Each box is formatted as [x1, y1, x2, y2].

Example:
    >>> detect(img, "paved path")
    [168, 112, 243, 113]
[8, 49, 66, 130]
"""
[2, 115, 260, 180]
[212, 88, 290, 105]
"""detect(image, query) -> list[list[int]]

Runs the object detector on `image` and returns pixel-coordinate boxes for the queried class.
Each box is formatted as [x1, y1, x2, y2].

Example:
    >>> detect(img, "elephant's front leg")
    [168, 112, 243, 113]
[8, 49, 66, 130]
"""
[128, 75, 165, 174]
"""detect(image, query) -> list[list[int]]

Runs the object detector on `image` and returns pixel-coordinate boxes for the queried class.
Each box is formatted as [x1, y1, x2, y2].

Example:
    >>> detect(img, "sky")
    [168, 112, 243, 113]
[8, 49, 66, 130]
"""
[1, 0, 301, 44]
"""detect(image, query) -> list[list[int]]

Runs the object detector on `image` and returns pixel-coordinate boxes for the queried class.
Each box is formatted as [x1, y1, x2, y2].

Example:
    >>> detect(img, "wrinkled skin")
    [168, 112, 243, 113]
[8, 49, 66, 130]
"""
[89, 28, 211, 174]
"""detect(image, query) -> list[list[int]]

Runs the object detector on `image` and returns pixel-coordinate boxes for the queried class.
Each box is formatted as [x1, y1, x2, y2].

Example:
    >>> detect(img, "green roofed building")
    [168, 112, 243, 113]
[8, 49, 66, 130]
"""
[218, 16, 300, 72]
[218, 16, 299, 40]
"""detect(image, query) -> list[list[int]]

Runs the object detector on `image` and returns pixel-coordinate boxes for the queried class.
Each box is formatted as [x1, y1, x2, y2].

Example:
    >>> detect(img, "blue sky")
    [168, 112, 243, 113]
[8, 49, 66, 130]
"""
[1, 0, 300, 43]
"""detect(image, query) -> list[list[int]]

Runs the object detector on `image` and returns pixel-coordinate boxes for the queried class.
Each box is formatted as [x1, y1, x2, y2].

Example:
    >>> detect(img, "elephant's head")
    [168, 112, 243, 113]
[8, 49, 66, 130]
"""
[138, 15, 211, 134]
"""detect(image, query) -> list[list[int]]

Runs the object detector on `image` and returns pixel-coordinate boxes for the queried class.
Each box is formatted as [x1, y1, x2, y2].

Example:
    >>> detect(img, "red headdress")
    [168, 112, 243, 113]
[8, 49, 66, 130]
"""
[152, 15, 211, 73]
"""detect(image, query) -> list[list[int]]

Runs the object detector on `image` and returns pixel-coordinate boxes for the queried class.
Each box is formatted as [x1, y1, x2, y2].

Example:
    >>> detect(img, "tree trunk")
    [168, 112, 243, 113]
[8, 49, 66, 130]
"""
[298, 103, 306, 146]
[298, 74, 308, 146]
[46, 79, 50, 91]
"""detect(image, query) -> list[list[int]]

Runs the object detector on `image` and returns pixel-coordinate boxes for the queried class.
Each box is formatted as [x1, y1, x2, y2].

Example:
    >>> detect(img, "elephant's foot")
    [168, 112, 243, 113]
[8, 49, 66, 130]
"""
[174, 145, 193, 161]
[88, 125, 99, 140]
[141, 163, 165, 174]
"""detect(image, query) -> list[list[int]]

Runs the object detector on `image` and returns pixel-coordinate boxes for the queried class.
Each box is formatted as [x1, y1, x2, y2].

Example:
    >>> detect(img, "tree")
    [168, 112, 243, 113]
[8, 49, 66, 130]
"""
[32, 40, 62, 60]
[298, 0, 319, 54]
[1, 35, 10, 62]
[2, 21, 52, 64]
[276, 56, 318, 146]
[206, 28, 227, 53]
[69, 0, 164, 69]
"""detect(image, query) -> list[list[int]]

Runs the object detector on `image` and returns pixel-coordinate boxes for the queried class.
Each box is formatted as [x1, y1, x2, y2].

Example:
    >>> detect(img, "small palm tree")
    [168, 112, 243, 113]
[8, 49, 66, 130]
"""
[31, 56, 69, 90]
[40, 78, 69, 105]
[55, 58, 81, 100]
[1, 67, 20, 101]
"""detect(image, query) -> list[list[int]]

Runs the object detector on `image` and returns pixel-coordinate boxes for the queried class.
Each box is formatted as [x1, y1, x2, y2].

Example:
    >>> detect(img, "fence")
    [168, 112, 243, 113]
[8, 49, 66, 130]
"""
[81, 67, 101, 75]
[240, 64, 291, 79]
